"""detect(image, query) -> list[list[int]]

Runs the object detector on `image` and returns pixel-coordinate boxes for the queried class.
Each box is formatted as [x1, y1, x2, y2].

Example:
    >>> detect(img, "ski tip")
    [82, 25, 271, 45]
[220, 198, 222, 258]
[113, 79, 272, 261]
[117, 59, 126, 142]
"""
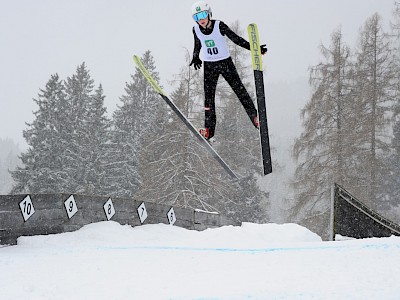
[248, 23, 258, 29]
[133, 55, 139, 65]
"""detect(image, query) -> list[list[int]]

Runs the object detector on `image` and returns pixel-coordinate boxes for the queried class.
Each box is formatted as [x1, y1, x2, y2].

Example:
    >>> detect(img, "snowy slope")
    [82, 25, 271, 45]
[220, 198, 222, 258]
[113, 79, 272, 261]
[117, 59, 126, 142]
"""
[1, 221, 399, 299]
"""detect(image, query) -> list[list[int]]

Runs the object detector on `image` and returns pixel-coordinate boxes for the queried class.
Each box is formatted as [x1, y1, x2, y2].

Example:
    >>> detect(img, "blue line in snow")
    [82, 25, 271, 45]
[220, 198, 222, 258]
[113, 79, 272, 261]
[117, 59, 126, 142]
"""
[96, 243, 400, 253]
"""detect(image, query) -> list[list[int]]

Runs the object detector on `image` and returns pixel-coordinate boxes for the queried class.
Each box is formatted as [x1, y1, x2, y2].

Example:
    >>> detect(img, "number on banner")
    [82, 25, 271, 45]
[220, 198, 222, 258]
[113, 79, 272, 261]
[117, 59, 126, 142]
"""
[103, 198, 115, 220]
[167, 207, 176, 225]
[137, 202, 148, 224]
[64, 195, 78, 219]
[19, 195, 35, 221]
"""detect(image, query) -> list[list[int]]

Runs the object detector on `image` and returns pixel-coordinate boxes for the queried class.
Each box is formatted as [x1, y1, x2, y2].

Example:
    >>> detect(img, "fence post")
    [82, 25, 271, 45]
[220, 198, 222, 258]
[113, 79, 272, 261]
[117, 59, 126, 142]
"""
[329, 183, 336, 241]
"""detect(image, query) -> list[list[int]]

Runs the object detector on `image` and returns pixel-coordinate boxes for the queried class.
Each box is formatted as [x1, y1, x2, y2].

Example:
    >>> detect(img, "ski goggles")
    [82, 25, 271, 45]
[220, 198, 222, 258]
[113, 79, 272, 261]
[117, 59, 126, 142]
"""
[193, 10, 208, 22]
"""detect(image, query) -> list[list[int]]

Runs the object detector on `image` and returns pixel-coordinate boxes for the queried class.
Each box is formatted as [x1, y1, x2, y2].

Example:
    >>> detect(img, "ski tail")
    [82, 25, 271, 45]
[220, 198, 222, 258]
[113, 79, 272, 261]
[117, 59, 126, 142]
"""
[248, 23, 272, 175]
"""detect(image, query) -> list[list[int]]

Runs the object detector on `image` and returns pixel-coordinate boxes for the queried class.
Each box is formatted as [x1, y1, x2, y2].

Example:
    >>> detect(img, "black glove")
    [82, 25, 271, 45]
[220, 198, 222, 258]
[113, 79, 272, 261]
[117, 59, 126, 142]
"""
[260, 44, 268, 55]
[190, 56, 202, 70]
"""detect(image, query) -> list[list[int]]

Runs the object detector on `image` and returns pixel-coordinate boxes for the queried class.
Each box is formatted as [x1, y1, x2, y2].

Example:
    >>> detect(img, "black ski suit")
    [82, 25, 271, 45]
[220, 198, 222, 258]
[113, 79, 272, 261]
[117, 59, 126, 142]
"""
[192, 20, 258, 139]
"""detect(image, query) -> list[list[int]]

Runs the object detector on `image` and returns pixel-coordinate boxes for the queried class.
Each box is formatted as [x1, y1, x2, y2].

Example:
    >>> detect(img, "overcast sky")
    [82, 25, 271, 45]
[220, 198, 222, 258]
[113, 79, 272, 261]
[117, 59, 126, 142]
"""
[0, 0, 396, 148]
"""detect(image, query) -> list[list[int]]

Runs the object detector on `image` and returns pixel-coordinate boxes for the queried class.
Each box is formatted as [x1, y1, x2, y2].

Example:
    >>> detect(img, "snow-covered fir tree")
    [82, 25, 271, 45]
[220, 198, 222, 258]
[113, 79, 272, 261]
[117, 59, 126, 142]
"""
[62, 62, 96, 193]
[76, 84, 112, 195]
[55, 63, 113, 195]
[11, 74, 68, 193]
[109, 51, 163, 198]
[12, 64, 112, 195]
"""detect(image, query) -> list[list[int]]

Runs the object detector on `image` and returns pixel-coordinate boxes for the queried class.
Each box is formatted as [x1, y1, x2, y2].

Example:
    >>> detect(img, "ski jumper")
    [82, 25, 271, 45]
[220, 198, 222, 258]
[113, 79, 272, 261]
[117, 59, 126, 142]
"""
[192, 20, 258, 139]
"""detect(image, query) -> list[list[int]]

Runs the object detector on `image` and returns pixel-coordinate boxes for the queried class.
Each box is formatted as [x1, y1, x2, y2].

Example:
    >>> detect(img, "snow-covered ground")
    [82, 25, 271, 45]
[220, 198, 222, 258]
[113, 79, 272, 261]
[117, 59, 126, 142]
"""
[1, 221, 399, 299]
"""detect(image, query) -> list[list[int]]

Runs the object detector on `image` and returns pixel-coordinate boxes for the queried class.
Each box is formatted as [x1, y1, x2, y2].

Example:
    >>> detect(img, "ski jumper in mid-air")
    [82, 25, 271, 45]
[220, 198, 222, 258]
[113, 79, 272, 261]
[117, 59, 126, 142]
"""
[190, 1, 267, 141]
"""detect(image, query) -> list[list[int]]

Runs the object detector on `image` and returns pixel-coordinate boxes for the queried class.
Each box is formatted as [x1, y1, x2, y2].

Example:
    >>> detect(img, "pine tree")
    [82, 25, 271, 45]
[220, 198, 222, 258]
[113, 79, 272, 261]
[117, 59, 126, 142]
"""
[12, 64, 113, 196]
[62, 62, 96, 193]
[62, 63, 113, 195]
[292, 28, 355, 235]
[109, 51, 164, 198]
[77, 84, 112, 195]
[11, 74, 68, 193]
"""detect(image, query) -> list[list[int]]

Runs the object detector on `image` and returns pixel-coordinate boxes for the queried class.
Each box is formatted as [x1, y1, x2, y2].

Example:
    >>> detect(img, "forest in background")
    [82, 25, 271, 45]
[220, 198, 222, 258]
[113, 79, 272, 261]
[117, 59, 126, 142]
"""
[2, 2, 399, 236]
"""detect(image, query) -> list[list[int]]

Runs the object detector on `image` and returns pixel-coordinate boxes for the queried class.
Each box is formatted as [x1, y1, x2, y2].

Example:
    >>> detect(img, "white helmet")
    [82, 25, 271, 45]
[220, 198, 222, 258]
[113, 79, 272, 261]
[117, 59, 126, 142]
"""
[191, 1, 212, 21]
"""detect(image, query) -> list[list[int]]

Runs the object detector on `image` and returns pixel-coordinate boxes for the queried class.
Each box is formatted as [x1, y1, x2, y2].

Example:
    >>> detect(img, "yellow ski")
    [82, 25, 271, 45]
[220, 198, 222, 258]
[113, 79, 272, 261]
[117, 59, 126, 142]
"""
[248, 24, 272, 175]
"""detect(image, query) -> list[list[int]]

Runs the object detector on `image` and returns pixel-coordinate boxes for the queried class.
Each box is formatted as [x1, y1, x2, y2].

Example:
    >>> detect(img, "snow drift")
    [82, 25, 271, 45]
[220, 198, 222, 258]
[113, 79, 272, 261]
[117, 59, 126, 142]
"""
[1, 221, 399, 299]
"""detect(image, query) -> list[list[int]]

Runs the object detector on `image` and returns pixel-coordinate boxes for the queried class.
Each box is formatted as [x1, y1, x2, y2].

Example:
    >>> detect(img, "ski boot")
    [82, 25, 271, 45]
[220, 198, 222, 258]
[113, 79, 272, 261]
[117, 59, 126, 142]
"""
[199, 128, 216, 144]
[199, 128, 210, 139]
[253, 115, 260, 129]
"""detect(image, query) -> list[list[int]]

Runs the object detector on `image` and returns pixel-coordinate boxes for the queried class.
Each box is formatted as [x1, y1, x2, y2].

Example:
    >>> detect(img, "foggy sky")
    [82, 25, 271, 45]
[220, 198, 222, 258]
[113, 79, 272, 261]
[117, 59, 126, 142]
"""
[0, 0, 395, 148]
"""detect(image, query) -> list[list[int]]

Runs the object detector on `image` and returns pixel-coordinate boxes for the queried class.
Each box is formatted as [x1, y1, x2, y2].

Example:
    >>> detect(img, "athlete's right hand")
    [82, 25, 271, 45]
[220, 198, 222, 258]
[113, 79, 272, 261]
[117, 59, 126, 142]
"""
[260, 44, 268, 55]
[190, 57, 202, 70]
